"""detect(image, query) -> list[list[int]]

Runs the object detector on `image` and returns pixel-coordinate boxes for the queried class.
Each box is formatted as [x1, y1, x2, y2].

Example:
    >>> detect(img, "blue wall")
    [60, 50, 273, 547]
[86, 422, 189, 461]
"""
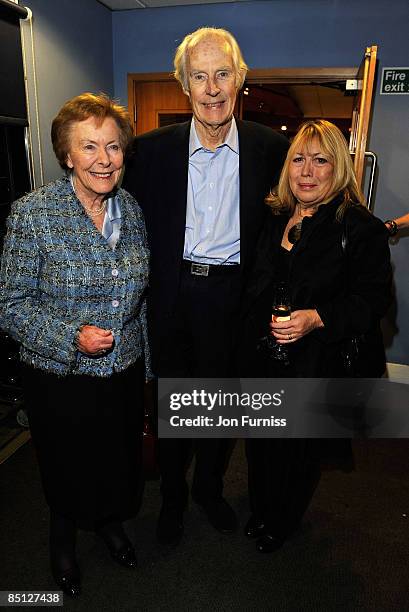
[113, 0, 408, 102]
[24, 0, 113, 182]
[113, 0, 409, 365]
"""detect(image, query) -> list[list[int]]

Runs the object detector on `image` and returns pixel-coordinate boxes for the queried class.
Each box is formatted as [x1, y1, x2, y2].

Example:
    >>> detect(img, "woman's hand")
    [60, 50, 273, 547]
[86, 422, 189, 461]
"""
[76, 325, 114, 355]
[270, 309, 324, 344]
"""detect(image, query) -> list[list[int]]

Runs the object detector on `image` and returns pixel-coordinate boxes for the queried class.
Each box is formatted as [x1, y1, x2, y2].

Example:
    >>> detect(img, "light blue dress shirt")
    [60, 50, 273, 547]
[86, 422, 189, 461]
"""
[184, 118, 240, 265]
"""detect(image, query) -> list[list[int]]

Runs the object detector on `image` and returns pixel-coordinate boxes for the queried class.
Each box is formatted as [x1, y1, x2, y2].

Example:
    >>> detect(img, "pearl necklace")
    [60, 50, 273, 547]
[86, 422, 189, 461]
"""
[82, 200, 107, 217]
[70, 174, 107, 217]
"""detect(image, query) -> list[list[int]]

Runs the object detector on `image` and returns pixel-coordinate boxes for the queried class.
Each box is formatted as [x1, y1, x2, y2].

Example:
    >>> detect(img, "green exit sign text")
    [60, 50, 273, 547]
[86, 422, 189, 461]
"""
[380, 67, 409, 94]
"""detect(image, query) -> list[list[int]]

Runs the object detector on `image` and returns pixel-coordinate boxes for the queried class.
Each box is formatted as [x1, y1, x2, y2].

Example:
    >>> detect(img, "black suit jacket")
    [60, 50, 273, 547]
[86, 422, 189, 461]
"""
[123, 119, 289, 367]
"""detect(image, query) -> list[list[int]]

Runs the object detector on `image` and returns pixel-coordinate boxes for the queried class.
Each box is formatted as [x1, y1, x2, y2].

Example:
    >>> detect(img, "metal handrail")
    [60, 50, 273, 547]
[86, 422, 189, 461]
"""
[350, 151, 377, 211]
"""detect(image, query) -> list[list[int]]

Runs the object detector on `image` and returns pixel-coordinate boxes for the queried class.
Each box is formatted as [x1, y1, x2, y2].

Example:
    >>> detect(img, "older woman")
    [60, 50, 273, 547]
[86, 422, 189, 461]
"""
[239, 120, 392, 553]
[0, 93, 149, 596]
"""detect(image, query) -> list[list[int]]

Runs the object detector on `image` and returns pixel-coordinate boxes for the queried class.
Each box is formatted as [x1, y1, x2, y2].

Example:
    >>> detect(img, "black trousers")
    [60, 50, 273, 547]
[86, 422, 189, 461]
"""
[156, 264, 241, 509]
[23, 361, 144, 529]
[244, 355, 322, 537]
[246, 438, 321, 537]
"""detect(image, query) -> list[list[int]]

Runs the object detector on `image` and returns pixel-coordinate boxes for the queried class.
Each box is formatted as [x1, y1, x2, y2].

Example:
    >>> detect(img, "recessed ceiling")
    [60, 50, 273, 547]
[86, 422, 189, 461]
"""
[98, 0, 249, 9]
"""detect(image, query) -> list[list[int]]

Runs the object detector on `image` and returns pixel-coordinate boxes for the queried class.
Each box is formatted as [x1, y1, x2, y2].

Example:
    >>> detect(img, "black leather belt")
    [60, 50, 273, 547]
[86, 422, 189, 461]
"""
[182, 259, 239, 277]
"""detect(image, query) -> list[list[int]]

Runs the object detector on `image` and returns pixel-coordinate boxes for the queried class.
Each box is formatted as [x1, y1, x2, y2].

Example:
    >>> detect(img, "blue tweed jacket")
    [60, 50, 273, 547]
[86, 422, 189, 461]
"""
[0, 176, 150, 377]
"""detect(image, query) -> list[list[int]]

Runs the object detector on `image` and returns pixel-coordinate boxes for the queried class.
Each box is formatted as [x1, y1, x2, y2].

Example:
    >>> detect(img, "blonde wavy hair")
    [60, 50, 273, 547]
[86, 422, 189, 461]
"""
[173, 27, 248, 94]
[266, 119, 365, 220]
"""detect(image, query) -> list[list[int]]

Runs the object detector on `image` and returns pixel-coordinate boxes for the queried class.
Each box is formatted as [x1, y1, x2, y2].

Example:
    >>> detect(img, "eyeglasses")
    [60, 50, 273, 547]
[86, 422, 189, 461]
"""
[189, 70, 235, 86]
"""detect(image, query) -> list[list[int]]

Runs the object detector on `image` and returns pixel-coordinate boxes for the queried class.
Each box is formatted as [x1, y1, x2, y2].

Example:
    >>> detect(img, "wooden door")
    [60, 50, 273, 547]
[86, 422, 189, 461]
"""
[128, 72, 241, 135]
[349, 45, 378, 188]
[128, 74, 192, 135]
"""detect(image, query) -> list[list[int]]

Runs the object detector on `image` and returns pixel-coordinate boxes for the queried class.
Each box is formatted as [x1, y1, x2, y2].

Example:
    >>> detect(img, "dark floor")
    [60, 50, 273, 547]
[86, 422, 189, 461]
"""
[1, 438, 409, 611]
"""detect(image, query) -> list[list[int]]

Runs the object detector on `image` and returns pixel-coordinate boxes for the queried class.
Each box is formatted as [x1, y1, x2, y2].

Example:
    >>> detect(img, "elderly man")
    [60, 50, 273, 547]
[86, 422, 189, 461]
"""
[124, 27, 288, 546]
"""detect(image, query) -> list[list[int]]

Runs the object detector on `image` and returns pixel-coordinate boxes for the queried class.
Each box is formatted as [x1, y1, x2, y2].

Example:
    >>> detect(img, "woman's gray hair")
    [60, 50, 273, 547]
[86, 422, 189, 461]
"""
[174, 27, 248, 94]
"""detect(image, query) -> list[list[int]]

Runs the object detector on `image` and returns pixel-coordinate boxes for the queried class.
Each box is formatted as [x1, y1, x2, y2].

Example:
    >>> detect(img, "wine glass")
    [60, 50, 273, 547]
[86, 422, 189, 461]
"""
[269, 281, 291, 361]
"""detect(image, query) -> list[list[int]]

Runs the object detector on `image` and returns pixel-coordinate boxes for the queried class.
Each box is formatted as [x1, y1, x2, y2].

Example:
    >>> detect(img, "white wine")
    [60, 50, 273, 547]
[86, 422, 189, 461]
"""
[272, 305, 291, 322]
[270, 282, 291, 362]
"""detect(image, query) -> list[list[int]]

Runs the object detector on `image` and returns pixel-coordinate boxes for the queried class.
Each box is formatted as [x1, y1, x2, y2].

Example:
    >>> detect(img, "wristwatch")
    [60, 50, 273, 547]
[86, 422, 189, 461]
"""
[385, 219, 398, 236]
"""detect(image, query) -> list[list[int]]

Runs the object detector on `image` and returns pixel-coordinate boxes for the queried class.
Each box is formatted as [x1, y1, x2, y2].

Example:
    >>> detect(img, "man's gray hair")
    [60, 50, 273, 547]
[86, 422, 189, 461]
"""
[174, 26, 248, 94]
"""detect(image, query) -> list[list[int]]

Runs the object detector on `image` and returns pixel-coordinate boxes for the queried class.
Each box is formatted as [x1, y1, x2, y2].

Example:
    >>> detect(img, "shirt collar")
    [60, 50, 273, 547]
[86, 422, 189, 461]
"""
[105, 195, 121, 222]
[189, 116, 239, 157]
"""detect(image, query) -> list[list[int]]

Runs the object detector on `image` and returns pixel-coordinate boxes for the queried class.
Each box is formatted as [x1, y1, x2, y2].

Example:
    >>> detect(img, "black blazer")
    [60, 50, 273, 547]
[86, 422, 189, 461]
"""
[123, 119, 289, 368]
[239, 197, 393, 378]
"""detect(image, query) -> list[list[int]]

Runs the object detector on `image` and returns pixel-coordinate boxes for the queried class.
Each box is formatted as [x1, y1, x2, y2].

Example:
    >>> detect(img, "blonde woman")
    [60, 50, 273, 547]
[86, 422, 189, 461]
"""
[239, 120, 392, 553]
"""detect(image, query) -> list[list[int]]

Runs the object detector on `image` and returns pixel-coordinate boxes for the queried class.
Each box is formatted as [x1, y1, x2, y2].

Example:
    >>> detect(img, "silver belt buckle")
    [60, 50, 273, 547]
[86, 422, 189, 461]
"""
[191, 263, 209, 277]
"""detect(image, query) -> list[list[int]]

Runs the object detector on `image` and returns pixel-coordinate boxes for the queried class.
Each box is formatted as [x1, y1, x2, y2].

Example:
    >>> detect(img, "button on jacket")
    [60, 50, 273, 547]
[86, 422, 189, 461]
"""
[0, 176, 150, 377]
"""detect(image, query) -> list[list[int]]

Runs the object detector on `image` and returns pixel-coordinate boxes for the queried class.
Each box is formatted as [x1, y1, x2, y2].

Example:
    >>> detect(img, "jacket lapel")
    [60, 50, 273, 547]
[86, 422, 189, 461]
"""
[162, 122, 190, 262]
[237, 120, 254, 268]
[237, 120, 270, 271]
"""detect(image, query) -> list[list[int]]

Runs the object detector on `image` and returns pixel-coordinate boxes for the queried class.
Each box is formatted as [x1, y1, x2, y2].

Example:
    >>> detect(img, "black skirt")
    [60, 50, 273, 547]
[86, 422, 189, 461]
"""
[22, 361, 144, 529]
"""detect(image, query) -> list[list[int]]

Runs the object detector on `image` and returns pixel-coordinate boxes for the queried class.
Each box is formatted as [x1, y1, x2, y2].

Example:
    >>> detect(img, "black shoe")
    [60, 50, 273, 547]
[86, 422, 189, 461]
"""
[53, 566, 81, 598]
[157, 505, 184, 546]
[256, 533, 285, 553]
[195, 498, 237, 534]
[97, 521, 137, 568]
[49, 512, 79, 596]
[110, 544, 137, 569]
[244, 515, 267, 539]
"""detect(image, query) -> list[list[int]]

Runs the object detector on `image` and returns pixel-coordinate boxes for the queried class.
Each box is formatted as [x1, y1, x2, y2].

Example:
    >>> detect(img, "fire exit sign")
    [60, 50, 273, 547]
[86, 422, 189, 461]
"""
[380, 67, 409, 94]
